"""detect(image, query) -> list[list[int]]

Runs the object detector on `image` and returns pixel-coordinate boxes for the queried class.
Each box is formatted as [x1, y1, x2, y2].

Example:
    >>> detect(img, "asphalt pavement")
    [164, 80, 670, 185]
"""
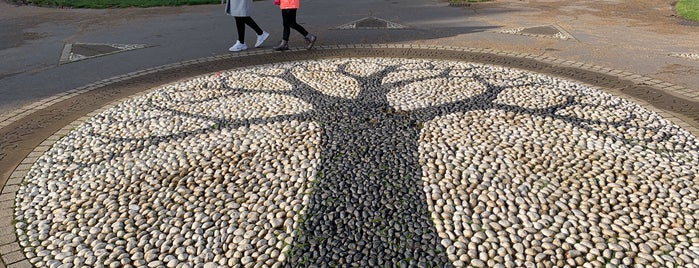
[1, 0, 697, 115]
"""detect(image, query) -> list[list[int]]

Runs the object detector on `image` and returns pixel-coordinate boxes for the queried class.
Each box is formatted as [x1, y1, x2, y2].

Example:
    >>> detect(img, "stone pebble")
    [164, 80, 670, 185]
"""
[13, 58, 699, 267]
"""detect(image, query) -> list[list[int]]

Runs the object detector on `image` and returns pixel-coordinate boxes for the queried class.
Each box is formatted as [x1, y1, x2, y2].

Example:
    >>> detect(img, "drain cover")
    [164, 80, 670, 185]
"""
[496, 25, 575, 40]
[333, 16, 408, 30]
[59, 43, 151, 64]
[519, 26, 561, 36]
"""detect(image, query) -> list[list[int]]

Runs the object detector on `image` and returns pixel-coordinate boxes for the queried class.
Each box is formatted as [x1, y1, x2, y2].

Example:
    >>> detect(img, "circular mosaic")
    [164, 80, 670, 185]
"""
[15, 58, 699, 267]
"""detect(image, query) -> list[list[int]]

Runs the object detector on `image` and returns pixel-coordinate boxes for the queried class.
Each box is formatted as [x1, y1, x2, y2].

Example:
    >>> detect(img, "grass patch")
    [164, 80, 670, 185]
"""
[449, 0, 491, 3]
[676, 0, 699, 21]
[17, 0, 263, 8]
[22, 0, 219, 8]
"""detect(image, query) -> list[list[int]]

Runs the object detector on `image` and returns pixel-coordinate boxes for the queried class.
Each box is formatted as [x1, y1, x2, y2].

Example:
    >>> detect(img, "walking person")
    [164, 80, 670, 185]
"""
[226, 0, 270, 52]
[273, 0, 316, 51]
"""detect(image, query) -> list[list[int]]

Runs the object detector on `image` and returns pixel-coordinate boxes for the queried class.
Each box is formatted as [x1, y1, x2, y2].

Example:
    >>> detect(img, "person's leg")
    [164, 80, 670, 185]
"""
[275, 9, 292, 50]
[241, 16, 264, 35]
[281, 9, 293, 41]
[230, 16, 249, 51]
[285, 9, 316, 49]
[234, 16, 247, 42]
[240, 16, 269, 47]
[285, 9, 309, 37]
[243, 16, 269, 47]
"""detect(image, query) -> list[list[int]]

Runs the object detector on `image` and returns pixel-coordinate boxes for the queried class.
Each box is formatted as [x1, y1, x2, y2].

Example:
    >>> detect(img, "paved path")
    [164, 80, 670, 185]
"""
[1, 0, 699, 267]
[1, 0, 698, 114]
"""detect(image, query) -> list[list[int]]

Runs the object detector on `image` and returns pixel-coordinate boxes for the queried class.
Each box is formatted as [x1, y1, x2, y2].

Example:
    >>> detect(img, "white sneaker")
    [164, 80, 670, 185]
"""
[255, 32, 269, 48]
[228, 41, 247, 52]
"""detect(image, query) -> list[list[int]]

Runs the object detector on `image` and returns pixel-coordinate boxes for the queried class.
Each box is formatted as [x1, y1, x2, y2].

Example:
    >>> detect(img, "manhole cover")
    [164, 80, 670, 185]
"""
[333, 16, 408, 30]
[59, 43, 152, 64]
[495, 25, 575, 40]
[519, 26, 561, 36]
[356, 17, 388, 28]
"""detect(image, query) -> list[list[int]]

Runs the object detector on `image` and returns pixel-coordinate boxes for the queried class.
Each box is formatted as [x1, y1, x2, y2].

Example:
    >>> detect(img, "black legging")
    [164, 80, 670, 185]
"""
[234, 16, 263, 43]
[281, 9, 308, 41]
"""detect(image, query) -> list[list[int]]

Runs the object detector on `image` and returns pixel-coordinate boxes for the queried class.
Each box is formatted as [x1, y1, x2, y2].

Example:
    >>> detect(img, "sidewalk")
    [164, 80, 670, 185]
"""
[1, 0, 698, 114]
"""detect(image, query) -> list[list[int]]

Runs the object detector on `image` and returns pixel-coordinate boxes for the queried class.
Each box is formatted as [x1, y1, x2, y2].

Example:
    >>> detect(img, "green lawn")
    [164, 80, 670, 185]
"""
[676, 0, 699, 21]
[20, 0, 221, 8]
[448, 0, 490, 3]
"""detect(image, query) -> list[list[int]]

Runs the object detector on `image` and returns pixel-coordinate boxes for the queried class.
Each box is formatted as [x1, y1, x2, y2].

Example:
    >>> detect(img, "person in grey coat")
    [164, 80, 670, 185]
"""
[226, 0, 270, 52]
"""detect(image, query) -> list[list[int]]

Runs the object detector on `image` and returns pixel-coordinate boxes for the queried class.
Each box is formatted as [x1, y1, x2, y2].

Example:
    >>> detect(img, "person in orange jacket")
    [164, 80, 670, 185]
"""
[273, 0, 317, 51]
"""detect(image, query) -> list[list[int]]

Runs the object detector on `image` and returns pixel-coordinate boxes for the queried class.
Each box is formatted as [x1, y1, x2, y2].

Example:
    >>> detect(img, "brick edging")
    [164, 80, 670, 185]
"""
[2, 44, 698, 129]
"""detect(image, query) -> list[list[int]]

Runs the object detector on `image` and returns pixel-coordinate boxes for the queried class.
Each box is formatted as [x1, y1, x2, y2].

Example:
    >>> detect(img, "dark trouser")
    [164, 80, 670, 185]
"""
[281, 9, 308, 41]
[234, 16, 263, 43]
